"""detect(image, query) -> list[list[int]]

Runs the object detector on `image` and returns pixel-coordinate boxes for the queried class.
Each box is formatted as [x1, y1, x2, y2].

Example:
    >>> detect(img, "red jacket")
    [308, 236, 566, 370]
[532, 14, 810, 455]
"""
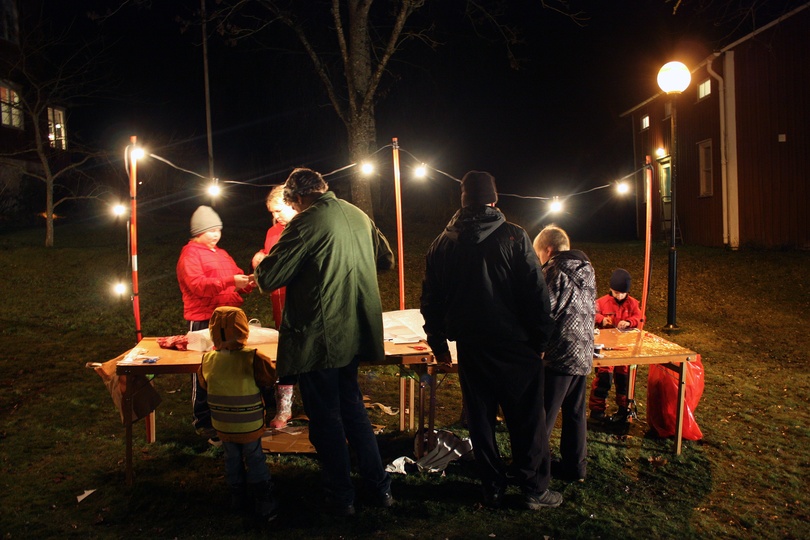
[261, 222, 285, 255]
[595, 294, 642, 328]
[261, 223, 287, 329]
[177, 240, 251, 322]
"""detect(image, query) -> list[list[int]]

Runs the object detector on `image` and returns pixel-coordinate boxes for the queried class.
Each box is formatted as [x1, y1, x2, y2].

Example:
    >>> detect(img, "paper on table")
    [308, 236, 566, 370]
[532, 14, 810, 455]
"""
[383, 309, 427, 343]
[382, 309, 457, 361]
[119, 347, 148, 363]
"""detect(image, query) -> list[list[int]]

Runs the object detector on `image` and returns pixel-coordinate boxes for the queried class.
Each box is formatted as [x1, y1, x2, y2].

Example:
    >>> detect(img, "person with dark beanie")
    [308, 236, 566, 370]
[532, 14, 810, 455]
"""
[589, 268, 643, 423]
[421, 171, 562, 510]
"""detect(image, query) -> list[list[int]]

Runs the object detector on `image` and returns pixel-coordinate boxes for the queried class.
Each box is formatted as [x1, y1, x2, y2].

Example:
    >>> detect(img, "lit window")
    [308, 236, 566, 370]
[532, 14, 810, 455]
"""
[641, 115, 650, 130]
[1, 84, 23, 129]
[698, 139, 713, 196]
[48, 107, 67, 150]
[698, 79, 711, 100]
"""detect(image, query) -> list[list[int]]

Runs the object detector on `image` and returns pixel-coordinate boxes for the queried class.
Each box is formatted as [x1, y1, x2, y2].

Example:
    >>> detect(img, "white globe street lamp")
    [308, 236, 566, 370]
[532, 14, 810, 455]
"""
[657, 61, 691, 332]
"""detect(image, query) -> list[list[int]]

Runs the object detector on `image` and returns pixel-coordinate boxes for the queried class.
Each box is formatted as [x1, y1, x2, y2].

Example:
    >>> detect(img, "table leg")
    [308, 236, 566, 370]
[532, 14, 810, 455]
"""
[674, 360, 688, 455]
[627, 364, 638, 420]
[123, 375, 134, 486]
[399, 375, 406, 432]
[428, 368, 438, 436]
[409, 378, 416, 432]
[417, 374, 426, 458]
[145, 411, 156, 443]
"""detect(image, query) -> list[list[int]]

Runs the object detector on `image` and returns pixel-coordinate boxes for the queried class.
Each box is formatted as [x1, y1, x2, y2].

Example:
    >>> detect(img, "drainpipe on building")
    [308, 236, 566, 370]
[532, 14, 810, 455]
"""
[706, 54, 730, 247]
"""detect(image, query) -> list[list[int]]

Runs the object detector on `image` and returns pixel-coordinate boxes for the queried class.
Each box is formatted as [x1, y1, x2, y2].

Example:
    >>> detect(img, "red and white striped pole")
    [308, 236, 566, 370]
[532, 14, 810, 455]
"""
[128, 135, 143, 342]
[392, 137, 405, 310]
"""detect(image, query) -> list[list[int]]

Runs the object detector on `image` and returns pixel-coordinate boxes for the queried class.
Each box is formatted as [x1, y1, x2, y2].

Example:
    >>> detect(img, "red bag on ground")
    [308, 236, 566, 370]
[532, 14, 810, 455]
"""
[646, 354, 704, 440]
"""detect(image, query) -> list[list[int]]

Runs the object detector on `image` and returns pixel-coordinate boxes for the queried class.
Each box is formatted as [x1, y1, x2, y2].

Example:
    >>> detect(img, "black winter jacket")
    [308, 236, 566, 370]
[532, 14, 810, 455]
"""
[420, 206, 554, 355]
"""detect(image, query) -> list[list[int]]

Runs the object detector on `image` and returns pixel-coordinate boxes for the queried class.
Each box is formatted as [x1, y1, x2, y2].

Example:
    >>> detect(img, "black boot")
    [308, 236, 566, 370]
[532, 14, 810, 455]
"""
[250, 480, 279, 522]
[229, 483, 248, 512]
[610, 407, 631, 424]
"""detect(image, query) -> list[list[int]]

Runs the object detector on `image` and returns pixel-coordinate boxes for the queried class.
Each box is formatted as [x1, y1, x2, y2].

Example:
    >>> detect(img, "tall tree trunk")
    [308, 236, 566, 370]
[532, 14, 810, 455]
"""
[347, 110, 376, 219]
[345, 1, 377, 219]
[45, 176, 54, 247]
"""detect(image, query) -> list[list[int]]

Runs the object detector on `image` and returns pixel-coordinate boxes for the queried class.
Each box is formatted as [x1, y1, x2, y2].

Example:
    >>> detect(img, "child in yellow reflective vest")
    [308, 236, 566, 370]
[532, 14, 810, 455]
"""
[198, 306, 278, 520]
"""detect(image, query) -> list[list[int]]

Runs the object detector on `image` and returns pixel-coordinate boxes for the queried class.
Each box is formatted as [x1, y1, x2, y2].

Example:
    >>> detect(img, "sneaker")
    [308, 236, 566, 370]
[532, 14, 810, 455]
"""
[523, 489, 563, 510]
[324, 495, 357, 517]
[376, 489, 395, 508]
[329, 502, 356, 517]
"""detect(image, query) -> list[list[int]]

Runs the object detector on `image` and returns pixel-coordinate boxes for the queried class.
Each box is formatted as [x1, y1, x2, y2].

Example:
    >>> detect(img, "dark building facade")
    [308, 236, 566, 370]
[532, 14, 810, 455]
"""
[623, 3, 809, 250]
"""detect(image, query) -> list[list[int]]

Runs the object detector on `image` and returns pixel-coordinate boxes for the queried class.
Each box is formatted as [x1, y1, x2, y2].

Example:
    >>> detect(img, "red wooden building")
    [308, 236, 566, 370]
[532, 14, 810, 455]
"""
[622, 3, 809, 250]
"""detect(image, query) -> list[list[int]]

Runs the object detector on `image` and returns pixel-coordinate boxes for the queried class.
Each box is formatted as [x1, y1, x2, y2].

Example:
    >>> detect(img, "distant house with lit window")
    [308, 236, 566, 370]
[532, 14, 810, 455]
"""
[1, 0, 70, 219]
[622, 2, 809, 250]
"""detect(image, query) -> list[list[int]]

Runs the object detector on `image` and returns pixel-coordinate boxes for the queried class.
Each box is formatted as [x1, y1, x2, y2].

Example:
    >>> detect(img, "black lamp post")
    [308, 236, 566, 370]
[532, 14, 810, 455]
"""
[657, 61, 691, 332]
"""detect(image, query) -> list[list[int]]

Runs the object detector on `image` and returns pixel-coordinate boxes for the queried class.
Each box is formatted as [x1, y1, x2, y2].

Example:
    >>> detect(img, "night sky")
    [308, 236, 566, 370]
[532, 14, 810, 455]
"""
[49, 0, 793, 239]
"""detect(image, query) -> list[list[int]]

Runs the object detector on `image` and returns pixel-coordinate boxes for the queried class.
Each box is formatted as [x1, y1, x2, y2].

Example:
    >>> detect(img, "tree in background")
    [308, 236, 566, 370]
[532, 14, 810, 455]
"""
[0, 1, 110, 246]
[205, 0, 554, 219]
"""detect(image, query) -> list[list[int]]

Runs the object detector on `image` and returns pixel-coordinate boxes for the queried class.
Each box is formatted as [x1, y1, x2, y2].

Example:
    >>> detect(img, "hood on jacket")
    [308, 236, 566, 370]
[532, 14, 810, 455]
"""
[209, 306, 249, 351]
[543, 249, 591, 289]
[444, 206, 505, 245]
[547, 249, 593, 289]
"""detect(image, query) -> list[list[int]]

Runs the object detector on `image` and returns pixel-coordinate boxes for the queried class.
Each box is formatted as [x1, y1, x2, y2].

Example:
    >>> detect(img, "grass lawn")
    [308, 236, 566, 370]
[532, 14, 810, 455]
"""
[1, 207, 808, 539]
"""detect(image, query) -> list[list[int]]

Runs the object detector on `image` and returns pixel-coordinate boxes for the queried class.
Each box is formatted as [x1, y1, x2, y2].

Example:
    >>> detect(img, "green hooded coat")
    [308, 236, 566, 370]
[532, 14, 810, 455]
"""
[254, 192, 394, 377]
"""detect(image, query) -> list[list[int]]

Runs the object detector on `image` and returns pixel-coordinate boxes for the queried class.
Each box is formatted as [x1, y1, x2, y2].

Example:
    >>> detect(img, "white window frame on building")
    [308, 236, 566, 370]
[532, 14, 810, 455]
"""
[640, 114, 650, 130]
[1, 83, 23, 129]
[698, 139, 713, 196]
[698, 79, 712, 100]
[48, 107, 67, 150]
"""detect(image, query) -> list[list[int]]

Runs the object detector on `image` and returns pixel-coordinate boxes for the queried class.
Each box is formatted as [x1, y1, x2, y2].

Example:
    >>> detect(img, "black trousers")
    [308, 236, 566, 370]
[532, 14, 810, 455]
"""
[457, 340, 551, 495]
[189, 319, 212, 431]
[544, 370, 588, 478]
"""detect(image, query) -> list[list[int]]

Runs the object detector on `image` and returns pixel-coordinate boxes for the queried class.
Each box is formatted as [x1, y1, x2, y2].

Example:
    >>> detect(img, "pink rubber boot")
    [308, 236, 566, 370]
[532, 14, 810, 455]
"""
[268, 385, 294, 429]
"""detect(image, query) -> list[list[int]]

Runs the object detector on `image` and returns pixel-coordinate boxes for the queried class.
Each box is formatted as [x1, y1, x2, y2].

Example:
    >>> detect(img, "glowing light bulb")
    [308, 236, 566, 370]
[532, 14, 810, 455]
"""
[114, 282, 127, 296]
[617, 182, 630, 195]
[657, 61, 691, 94]
[549, 198, 563, 213]
[207, 184, 221, 197]
[131, 147, 145, 160]
[113, 204, 126, 216]
[656, 148, 666, 158]
[360, 162, 374, 175]
[414, 164, 427, 178]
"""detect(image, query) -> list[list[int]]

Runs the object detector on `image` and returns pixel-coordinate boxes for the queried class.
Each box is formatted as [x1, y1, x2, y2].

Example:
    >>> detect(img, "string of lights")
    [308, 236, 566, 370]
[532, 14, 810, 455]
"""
[112, 137, 649, 336]
[120, 141, 642, 205]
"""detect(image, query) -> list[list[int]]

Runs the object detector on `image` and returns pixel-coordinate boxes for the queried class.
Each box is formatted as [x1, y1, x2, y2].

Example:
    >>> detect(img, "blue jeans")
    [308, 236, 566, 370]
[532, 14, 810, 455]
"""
[298, 356, 391, 506]
[223, 438, 271, 486]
